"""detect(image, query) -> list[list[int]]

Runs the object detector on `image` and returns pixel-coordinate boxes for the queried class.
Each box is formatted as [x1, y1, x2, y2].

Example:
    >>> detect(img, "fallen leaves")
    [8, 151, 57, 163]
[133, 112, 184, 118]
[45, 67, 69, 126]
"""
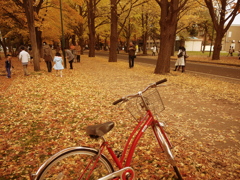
[0, 55, 240, 179]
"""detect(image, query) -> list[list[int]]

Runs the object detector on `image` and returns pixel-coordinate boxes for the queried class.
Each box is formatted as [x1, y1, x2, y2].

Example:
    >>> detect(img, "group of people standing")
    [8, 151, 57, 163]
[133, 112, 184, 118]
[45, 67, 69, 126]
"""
[8, 42, 81, 78]
[227, 46, 234, 57]
[43, 42, 77, 76]
[17, 42, 65, 77]
[5, 42, 187, 78]
[228, 46, 240, 59]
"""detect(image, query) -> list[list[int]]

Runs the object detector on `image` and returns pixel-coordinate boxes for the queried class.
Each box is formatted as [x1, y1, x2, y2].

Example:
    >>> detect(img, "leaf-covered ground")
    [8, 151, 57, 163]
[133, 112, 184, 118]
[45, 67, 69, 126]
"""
[0, 54, 240, 180]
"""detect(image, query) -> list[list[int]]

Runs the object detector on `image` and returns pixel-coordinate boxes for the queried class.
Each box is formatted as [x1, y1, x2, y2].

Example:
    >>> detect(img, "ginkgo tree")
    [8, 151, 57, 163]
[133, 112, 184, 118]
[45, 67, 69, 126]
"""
[2, 0, 239, 74]
[137, 0, 160, 55]
[1, 0, 84, 70]
[154, 0, 188, 74]
[0, 0, 28, 56]
[40, 0, 84, 46]
[153, 0, 212, 74]
[204, 0, 240, 60]
[109, 0, 148, 62]
[1, 0, 48, 70]
[176, 0, 213, 52]
[9, 0, 41, 71]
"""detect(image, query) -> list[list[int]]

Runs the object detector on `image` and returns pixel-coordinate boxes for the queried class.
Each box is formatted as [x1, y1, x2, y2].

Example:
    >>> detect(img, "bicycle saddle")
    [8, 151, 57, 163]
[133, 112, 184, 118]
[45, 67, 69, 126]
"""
[86, 121, 115, 138]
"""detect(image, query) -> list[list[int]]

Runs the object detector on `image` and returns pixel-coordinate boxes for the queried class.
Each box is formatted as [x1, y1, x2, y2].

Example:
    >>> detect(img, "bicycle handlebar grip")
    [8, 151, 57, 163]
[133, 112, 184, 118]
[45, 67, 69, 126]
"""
[156, 78, 167, 85]
[113, 98, 123, 105]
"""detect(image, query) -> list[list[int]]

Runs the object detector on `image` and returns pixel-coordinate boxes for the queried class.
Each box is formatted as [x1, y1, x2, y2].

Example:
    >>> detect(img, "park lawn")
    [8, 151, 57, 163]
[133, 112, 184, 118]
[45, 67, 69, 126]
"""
[139, 50, 240, 66]
[0, 55, 240, 179]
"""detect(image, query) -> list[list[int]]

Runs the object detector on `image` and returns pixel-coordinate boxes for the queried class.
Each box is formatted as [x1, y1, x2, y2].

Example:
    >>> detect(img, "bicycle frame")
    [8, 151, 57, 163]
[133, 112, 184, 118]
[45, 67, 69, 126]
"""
[90, 110, 172, 180]
[32, 79, 182, 180]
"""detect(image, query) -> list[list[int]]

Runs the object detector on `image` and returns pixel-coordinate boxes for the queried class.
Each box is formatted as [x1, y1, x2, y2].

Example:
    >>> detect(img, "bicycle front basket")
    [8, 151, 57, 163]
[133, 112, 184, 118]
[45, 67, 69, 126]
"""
[125, 88, 165, 120]
[142, 87, 165, 117]
[125, 96, 145, 120]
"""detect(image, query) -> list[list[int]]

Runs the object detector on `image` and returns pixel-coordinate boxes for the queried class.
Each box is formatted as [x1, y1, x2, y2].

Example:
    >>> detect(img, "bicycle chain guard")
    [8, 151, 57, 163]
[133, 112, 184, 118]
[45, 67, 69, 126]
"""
[97, 167, 135, 180]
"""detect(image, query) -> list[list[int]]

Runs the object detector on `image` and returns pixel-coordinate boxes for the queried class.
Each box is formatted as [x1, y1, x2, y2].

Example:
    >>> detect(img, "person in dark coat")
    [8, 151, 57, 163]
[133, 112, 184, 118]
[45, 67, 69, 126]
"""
[128, 42, 136, 68]
[5, 54, 12, 78]
[43, 42, 54, 72]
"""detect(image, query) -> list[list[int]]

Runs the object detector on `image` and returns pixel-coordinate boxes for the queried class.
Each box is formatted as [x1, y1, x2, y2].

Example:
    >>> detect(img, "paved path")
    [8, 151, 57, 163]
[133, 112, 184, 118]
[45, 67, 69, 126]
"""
[95, 51, 240, 81]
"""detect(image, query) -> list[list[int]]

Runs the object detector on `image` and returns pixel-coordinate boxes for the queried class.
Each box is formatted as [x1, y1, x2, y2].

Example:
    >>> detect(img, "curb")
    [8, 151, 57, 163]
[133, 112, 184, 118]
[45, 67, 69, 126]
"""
[170, 58, 240, 67]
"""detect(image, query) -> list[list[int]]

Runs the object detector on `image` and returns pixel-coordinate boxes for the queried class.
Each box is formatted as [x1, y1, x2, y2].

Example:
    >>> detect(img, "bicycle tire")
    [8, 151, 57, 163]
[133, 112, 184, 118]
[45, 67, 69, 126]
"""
[153, 125, 183, 180]
[34, 147, 114, 180]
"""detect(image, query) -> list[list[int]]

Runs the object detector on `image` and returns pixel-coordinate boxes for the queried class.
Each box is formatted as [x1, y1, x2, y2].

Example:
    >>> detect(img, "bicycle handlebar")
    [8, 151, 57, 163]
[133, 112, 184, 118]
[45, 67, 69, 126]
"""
[155, 78, 167, 85]
[112, 98, 124, 105]
[113, 78, 167, 105]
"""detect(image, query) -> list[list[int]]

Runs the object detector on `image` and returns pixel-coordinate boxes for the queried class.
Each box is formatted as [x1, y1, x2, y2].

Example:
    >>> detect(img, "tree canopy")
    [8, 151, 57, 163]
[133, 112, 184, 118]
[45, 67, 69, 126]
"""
[0, 0, 239, 73]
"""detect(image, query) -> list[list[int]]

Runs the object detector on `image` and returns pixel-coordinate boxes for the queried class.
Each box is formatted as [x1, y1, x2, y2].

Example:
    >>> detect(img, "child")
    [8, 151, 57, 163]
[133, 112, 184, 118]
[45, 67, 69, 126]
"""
[53, 52, 64, 77]
[28, 47, 33, 64]
[5, 54, 13, 78]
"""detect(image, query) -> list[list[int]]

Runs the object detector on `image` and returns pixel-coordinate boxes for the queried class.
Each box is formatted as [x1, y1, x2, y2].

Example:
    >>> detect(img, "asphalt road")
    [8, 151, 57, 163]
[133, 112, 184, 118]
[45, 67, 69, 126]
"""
[95, 51, 240, 81]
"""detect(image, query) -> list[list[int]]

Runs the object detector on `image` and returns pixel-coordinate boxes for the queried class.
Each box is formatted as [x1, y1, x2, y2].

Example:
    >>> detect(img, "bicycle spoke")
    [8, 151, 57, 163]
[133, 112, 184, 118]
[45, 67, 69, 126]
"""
[36, 149, 113, 180]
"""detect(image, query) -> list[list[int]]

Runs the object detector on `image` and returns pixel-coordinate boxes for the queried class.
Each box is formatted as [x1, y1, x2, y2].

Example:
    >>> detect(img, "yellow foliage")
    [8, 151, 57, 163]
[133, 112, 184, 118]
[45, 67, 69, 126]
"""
[37, 0, 84, 40]
[0, 55, 240, 179]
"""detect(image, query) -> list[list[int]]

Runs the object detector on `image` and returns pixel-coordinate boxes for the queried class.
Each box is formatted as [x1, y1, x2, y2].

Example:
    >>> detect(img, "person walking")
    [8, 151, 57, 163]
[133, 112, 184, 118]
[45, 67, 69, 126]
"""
[70, 44, 76, 62]
[19, 46, 30, 76]
[174, 46, 186, 72]
[53, 52, 64, 77]
[128, 42, 136, 68]
[152, 45, 157, 56]
[227, 46, 234, 56]
[135, 44, 139, 54]
[75, 44, 81, 63]
[43, 42, 54, 72]
[65, 47, 75, 69]
[5, 54, 13, 78]
[28, 47, 33, 64]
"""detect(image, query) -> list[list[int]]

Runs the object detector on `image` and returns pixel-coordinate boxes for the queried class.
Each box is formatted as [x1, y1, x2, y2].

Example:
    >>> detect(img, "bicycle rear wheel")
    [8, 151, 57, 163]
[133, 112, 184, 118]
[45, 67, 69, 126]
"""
[153, 125, 183, 180]
[34, 147, 114, 180]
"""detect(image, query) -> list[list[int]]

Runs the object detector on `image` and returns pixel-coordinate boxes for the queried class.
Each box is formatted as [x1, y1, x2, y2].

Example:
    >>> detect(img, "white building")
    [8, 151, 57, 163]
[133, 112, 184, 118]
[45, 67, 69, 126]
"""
[223, 14, 240, 51]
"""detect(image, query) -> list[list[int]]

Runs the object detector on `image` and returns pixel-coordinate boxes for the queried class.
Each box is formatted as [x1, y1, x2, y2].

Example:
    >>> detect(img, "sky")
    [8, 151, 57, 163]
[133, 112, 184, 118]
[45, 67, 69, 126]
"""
[232, 14, 240, 25]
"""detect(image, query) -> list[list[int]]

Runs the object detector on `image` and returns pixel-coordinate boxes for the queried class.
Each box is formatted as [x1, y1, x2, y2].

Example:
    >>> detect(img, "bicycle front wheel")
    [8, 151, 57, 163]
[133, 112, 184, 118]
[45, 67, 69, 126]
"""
[153, 125, 183, 180]
[34, 147, 114, 180]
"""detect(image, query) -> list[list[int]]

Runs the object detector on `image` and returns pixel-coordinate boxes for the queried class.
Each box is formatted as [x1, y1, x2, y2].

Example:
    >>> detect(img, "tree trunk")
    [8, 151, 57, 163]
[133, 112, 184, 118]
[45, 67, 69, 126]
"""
[77, 5, 84, 55]
[142, 12, 148, 55]
[155, 31, 173, 74]
[0, 38, 7, 57]
[79, 34, 84, 55]
[142, 31, 148, 55]
[71, 35, 76, 46]
[202, 24, 208, 53]
[154, 0, 179, 74]
[35, 28, 43, 57]
[88, 0, 96, 57]
[23, 0, 40, 71]
[109, 0, 118, 62]
[212, 31, 223, 60]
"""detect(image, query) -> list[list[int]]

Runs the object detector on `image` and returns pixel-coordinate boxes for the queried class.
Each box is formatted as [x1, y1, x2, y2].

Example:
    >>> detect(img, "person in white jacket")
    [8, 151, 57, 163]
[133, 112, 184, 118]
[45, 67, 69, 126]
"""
[174, 46, 186, 72]
[53, 52, 64, 77]
[19, 46, 30, 76]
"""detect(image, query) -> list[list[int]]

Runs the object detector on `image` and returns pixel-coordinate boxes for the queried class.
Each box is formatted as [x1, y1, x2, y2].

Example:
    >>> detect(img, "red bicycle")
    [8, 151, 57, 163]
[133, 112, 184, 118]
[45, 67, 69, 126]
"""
[31, 79, 183, 180]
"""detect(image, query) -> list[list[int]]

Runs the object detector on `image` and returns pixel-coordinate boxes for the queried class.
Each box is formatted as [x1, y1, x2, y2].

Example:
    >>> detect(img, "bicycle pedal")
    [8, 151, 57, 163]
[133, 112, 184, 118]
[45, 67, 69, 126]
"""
[114, 150, 122, 158]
